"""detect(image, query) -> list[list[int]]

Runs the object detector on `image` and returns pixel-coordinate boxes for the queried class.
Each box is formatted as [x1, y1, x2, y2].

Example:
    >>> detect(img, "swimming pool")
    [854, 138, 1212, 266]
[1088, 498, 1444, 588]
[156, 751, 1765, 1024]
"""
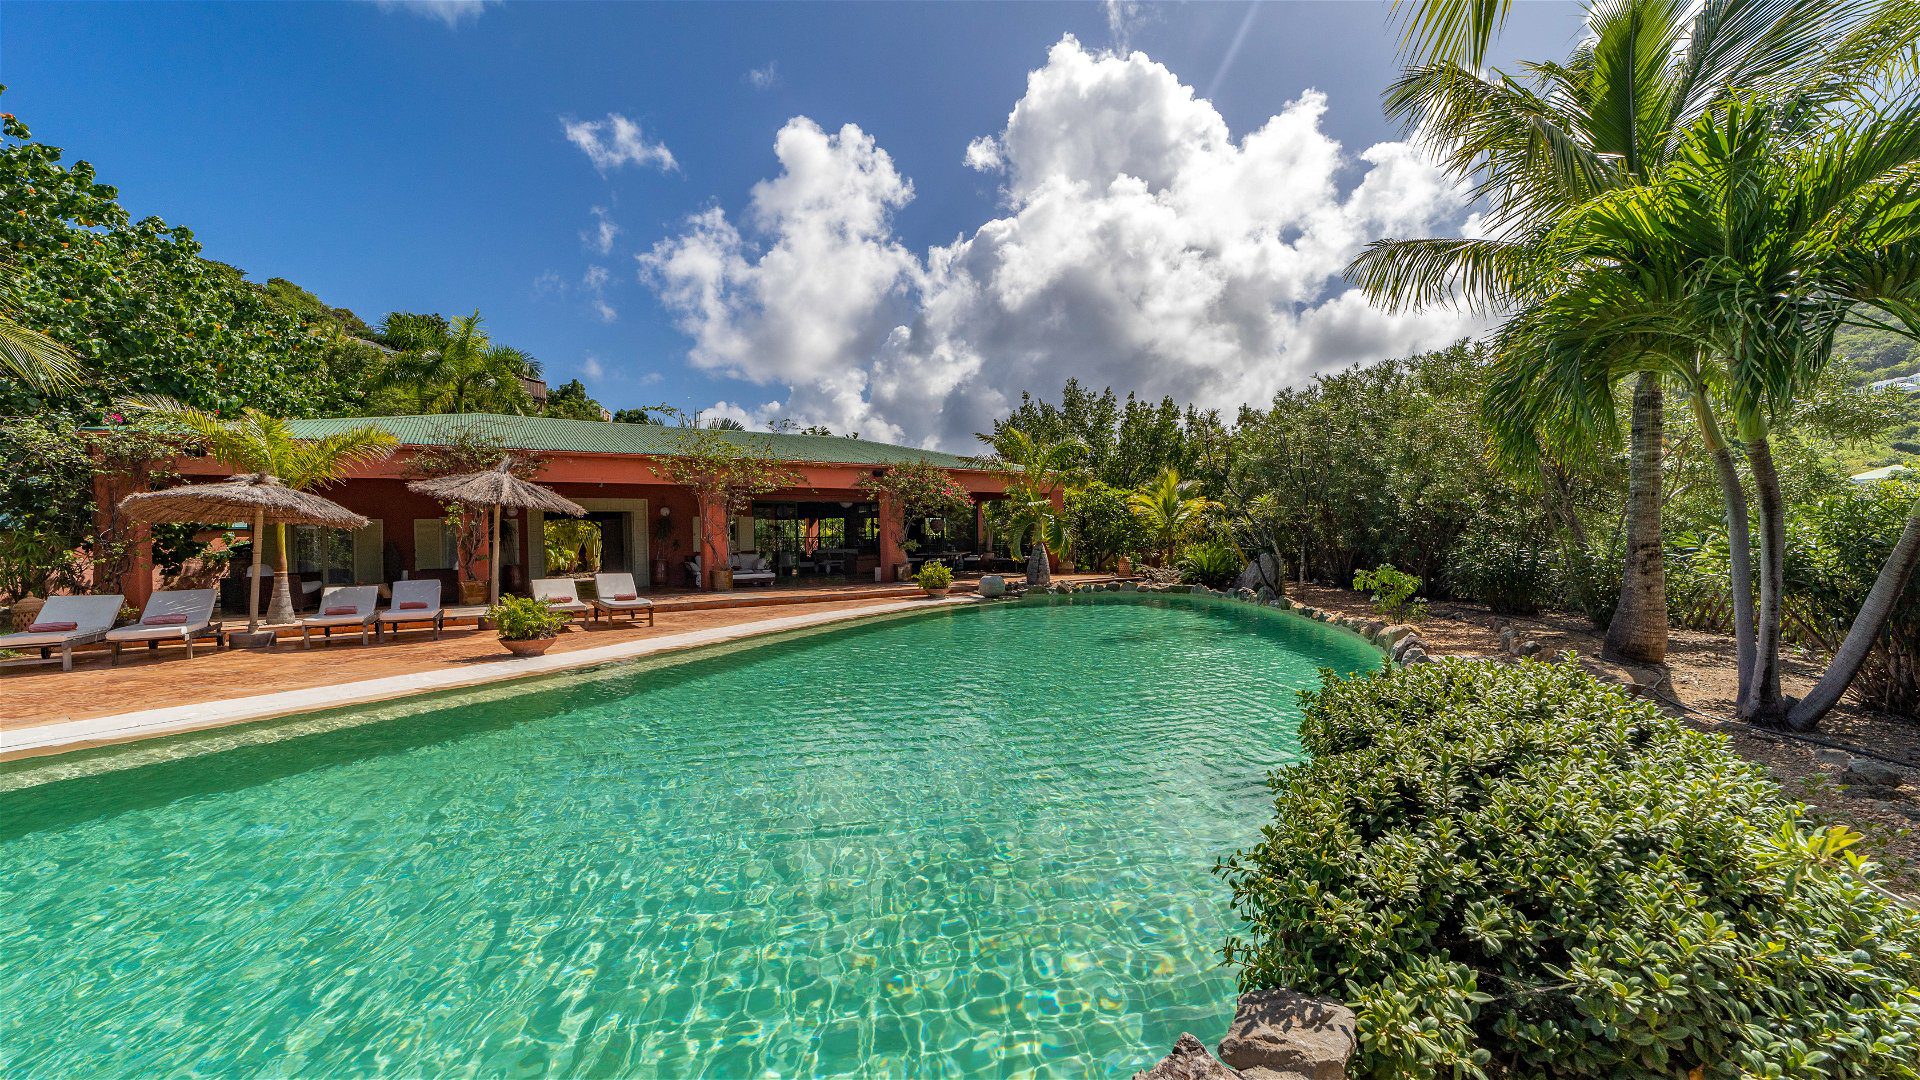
[0, 594, 1379, 1077]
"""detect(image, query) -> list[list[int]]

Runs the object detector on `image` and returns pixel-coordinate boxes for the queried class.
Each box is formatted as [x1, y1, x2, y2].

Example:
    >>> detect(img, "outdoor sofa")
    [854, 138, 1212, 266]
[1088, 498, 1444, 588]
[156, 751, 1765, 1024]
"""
[0, 594, 124, 671]
[105, 589, 220, 664]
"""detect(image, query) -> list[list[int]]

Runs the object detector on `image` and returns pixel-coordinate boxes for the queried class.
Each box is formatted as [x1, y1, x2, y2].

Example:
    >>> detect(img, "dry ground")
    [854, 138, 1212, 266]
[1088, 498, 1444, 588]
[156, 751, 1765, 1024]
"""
[1289, 582, 1920, 888]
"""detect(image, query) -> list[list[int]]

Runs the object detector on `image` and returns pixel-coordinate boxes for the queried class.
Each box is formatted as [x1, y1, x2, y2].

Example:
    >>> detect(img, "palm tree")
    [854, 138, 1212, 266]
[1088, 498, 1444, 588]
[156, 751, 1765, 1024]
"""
[123, 399, 397, 624]
[1496, 88, 1920, 728]
[1354, 0, 1905, 665]
[1128, 467, 1217, 567]
[378, 311, 535, 415]
[0, 264, 78, 389]
[977, 428, 1088, 585]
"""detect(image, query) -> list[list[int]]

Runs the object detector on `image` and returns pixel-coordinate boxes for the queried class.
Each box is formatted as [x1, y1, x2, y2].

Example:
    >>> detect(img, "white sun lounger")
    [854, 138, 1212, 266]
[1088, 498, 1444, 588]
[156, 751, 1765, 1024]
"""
[377, 579, 445, 640]
[300, 585, 380, 648]
[0, 594, 124, 671]
[590, 572, 655, 626]
[105, 589, 219, 664]
[530, 578, 591, 622]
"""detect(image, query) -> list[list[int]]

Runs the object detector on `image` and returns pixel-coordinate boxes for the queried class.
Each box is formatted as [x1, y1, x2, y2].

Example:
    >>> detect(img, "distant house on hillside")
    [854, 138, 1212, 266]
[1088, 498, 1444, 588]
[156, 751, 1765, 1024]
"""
[1851, 464, 1914, 484]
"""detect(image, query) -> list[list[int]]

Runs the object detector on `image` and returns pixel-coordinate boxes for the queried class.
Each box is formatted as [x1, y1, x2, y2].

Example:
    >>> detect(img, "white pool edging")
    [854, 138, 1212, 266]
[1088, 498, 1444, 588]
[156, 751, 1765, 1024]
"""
[2, 595, 977, 761]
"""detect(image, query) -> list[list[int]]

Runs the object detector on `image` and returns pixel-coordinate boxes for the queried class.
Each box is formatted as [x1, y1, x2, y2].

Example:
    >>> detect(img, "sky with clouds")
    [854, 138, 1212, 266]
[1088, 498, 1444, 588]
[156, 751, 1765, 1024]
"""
[6, 1, 1581, 450]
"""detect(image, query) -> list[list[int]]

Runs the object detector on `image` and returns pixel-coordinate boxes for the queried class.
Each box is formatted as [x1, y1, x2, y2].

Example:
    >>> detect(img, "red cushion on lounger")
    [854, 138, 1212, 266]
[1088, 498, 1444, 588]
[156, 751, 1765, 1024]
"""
[142, 613, 188, 626]
[324, 605, 358, 616]
[27, 621, 77, 633]
[612, 593, 639, 601]
[543, 596, 572, 604]
[397, 601, 429, 610]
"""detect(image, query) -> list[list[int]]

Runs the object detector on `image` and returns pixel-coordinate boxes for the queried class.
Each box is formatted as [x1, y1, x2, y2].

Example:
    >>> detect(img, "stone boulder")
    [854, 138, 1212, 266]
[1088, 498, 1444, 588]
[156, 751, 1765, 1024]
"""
[1845, 757, 1906, 788]
[978, 575, 1006, 598]
[1216, 988, 1356, 1080]
[1134, 1033, 1242, 1080]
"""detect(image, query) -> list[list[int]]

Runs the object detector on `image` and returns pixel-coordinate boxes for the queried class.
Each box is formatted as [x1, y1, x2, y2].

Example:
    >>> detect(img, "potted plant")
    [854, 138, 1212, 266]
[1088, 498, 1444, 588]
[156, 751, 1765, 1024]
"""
[487, 594, 569, 657]
[916, 559, 954, 599]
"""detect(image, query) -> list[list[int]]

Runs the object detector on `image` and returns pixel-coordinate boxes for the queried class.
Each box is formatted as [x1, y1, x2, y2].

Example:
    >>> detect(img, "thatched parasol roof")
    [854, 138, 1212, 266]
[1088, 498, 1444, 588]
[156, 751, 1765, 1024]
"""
[407, 459, 586, 517]
[118, 473, 369, 529]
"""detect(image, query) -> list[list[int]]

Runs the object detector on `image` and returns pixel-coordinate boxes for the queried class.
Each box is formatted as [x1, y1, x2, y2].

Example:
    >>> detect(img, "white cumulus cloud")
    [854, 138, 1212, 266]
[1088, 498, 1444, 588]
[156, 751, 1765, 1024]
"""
[562, 113, 677, 173]
[642, 36, 1481, 450]
[747, 62, 781, 90]
[582, 206, 620, 254]
[372, 0, 492, 28]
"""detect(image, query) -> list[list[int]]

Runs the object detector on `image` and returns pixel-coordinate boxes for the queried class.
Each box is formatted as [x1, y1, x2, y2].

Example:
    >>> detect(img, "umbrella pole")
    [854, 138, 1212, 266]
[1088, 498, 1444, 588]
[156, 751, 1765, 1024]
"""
[246, 509, 265, 634]
[490, 504, 502, 605]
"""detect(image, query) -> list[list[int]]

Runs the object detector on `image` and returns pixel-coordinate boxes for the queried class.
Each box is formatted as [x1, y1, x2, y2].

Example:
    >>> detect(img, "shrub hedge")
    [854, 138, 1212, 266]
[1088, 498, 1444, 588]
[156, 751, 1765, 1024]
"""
[1218, 659, 1920, 1079]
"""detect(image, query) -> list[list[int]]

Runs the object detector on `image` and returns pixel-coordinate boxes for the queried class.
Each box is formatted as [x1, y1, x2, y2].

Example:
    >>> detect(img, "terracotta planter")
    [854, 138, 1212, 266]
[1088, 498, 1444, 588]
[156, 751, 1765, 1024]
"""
[9, 594, 45, 631]
[894, 563, 914, 583]
[501, 635, 556, 657]
[459, 580, 488, 606]
[709, 567, 734, 592]
[922, 587, 950, 599]
[1115, 556, 1132, 576]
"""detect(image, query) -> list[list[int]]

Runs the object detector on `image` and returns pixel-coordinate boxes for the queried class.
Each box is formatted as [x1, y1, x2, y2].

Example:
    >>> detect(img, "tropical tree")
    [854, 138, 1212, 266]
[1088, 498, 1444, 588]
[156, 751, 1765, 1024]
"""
[1127, 467, 1217, 566]
[1496, 86, 1920, 728]
[655, 428, 802, 589]
[0, 265, 77, 389]
[122, 399, 397, 623]
[1354, 0, 1909, 665]
[977, 428, 1088, 585]
[856, 460, 974, 573]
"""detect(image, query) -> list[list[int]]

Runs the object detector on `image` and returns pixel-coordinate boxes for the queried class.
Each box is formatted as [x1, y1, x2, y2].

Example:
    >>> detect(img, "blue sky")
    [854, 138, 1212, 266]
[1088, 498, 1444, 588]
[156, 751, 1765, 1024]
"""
[4, 1, 1580, 449]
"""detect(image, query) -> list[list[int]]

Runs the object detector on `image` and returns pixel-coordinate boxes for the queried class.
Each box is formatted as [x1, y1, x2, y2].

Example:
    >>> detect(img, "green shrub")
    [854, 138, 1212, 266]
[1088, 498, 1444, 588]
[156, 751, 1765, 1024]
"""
[487, 595, 569, 641]
[1445, 520, 1552, 615]
[1219, 660, 1920, 1079]
[1558, 536, 1621, 630]
[1066, 481, 1146, 570]
[1788, 478, 1920, 715]
[1353, 563, 1426, 621]
[1178, 538, 1242, 587]
[915, 560, 954, 590]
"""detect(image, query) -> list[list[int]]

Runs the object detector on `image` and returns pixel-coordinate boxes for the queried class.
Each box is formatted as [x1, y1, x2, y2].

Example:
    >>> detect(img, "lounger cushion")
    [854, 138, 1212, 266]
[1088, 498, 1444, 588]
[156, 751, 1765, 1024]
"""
[611, 593, 638, 601]
[142, 613, 188, 626]
[398, 601, 429, 610]
[324, 605, 358, 616]
[28, 621, 77, 633]
[543, 596, 572, 604]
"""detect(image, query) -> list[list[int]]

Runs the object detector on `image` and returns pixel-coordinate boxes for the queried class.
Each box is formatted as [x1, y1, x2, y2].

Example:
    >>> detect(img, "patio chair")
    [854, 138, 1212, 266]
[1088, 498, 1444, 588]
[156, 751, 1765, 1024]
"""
[299, 585, 380, 648]
[590, 572, 655, 626]
[530, 578, 591, 622]
[105, 589, 219, 664]
[0, 594, 124, 671]
[377, 579, 445, 641]
[729, 553, 777, 587]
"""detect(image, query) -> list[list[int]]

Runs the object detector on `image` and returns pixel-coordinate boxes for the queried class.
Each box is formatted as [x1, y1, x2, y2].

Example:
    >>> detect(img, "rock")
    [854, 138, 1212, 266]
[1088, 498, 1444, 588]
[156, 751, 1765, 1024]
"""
[1517, 640, 1542, 657]
[1401, 647, 1431, 665]
[1255, 586, 1275, 603]
[1361, 620, 1386, 639]
[1813, 747, 1851, 769]
[1121, 582, 1139, 592]
[1274, 597, 1293, 609]
[1192, 584, 1211, 596]
[1133, 1033, 1242, 1080]
[1216, 988, 1356, 1080]
[978, 575, 1006, 598]
[1390, 636, 1422, 661]
[1498, 626, 1516, 654]
[1844, 757, 1905, 788]
[1236, 587, 1257, 602]
[1377, 624, 1415, 647]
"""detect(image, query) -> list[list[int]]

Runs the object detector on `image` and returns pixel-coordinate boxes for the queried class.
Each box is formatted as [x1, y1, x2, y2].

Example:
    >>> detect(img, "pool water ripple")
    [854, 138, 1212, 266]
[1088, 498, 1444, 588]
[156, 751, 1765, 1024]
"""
[0, 594, 1377, 1077]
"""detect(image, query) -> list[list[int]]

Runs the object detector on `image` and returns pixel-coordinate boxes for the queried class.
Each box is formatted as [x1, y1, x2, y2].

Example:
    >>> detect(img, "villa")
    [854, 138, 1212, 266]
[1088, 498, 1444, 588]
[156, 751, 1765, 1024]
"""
[93, 414, 1015, 611]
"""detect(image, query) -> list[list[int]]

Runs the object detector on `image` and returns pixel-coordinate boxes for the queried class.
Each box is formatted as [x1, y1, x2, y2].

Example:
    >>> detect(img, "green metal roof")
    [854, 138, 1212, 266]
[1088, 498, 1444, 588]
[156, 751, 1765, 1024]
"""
[285, 413, 992, 471]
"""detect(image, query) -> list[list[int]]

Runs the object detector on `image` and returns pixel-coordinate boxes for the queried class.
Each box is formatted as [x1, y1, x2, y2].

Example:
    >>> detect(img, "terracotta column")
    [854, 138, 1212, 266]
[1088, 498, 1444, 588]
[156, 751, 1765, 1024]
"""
[697, 493, 729, 589]
[93, 464, 154, 609]
[877, 490, 907, 581]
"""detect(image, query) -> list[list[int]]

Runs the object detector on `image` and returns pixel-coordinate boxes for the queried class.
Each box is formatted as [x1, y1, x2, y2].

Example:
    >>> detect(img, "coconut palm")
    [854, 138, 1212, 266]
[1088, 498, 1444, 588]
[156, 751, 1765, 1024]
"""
[1128, 467, 1217, 567]
[0, 264, 77, 389]
[977, 428, 1089, 586]
[1494, 90, 1920, 728]
[380, 311, 537, 415]
[121, 399, 397, 625]
[1354, 0, 1911, 665]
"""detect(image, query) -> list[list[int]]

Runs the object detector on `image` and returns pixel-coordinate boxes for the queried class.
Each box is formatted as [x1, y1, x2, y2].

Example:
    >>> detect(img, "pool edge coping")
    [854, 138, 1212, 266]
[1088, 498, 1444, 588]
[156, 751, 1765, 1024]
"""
[0, 595, 982, 764]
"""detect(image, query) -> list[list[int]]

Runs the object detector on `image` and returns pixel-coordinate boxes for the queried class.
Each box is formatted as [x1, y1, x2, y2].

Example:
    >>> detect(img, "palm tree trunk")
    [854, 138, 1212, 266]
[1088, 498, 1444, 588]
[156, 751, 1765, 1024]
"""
[489, 505, 503, 604]
[245, 509, 265, 634]
[1604, 372, 1668, 664]
[267, 522, 297, 625]
[1788, 499, 1920, 730]
[1028, 541, 1052, 586]
[1691, 388, 1756, 698]
[1740, 435, 1788, 724]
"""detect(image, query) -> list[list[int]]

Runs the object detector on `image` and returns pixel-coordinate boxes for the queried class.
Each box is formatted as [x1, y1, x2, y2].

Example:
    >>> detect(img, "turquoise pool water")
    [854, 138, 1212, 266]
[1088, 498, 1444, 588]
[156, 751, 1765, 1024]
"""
[0, 594, 1378, 1078]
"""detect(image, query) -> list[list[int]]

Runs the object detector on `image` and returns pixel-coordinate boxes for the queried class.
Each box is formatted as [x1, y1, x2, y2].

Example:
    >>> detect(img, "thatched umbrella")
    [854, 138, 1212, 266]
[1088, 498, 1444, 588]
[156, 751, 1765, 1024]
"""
[119, 473, 369, 635]
[407, 459, 586, 603]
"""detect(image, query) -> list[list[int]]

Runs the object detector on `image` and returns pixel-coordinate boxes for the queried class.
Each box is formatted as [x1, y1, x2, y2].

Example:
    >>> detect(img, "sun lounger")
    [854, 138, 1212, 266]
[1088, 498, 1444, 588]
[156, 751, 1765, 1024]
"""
[530, 578, 592, 622]
[377, 579, 445, 640]
[300, 585, 380, 648]
[105, 589, 219, 664]
[0, 594, 124, 671]
[590, 572, 655, 626]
